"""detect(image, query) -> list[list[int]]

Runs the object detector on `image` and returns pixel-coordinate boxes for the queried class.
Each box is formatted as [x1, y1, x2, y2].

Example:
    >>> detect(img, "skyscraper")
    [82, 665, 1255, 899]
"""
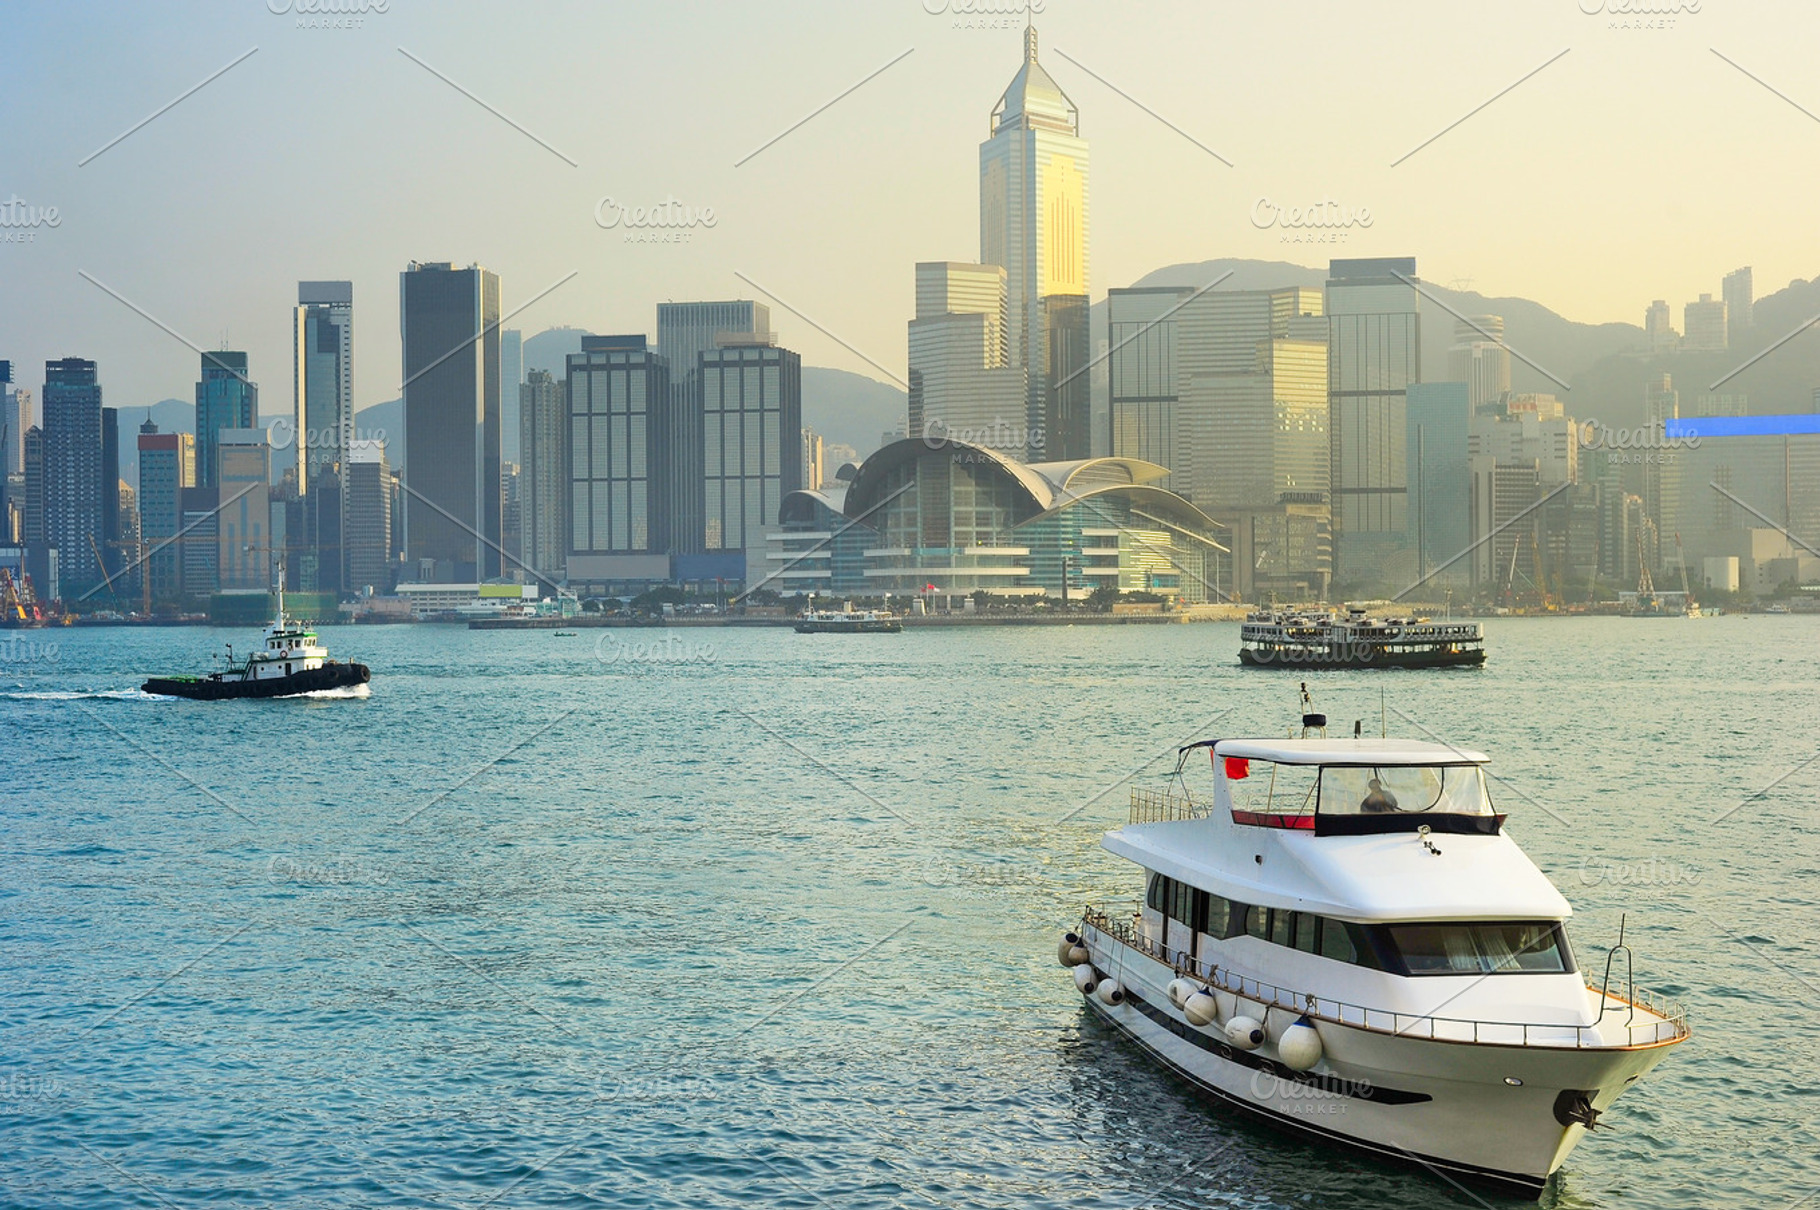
[294, 281, 353, 496]
[343, 439, 395, 594]
[1683, 294, 1727, 353]
[1406, 382, 1472, 583]
[519, 368, 567, 587]
[979, 24, 1089, 456]
[656, 300, 770, 555]
[1445, 315, 1511, 413]
[401, 261, 502, 582]
[1722, 267, 1753, 344]
[1326, 257, 1421, 583]
[1644, 299, 1677, 353]
[1108, 286, 1189, 484]
[195, 351, 257, 490]
[500, 327, 524, 464]
[907, 262, 1028, 452]
[137, 420, 194, 605]
[100, 406, 122, 589]
[700, 338, 802, 585]
[40, 358, 105, 598]
[565, 335, 673, 591]
[216, 429, 272, 592]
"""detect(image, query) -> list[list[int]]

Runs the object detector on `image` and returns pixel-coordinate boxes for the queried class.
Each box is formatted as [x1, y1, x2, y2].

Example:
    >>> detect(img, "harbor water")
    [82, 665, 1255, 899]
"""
[2, 617, 1815, 1207]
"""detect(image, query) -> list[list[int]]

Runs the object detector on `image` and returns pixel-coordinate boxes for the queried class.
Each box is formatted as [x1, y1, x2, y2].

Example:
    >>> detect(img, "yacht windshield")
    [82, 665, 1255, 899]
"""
[1317, 764, 1492, 817]
[1383, 921, 1572, 975]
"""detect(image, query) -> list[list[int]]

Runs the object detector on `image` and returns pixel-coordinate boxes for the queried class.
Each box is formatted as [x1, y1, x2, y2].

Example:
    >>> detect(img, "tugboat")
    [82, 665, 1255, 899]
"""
[143, 566, 370, 701]
[793, 608, 903, 634]
[1060, 699, 1687, 1196]
[1239, 604, 1484, 669]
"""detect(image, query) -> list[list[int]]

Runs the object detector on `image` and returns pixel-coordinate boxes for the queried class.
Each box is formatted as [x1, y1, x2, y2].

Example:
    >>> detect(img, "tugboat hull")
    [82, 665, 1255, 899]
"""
[143, 661, 371, 701]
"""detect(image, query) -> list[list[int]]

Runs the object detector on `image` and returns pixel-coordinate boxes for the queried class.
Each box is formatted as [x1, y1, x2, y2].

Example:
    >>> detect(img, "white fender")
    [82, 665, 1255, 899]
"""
[1278, 1018, 1323, 1071]
[1166, 979, 1195, 1009]
[1182, 991, 1219, 1027]
[1094, 978, 1125, 1006]
[1058, 939, 1090, 967]
[1225, 1016, 1266, 1050]
[1073, 964, 1099, 996]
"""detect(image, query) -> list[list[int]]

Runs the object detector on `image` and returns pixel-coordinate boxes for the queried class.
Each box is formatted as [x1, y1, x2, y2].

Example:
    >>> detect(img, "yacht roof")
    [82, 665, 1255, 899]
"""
[1213, 737, 1488, 765]
[1105, 823, 1570, 921]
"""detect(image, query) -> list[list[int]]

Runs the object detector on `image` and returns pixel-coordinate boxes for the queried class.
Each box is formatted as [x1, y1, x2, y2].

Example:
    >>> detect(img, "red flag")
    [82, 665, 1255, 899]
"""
[1224, 756, 1250, 780]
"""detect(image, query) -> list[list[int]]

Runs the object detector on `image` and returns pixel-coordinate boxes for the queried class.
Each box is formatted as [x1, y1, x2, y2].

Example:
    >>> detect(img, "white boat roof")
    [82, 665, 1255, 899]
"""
[1105, 824, 1569, 921]
[1214, 737, 1488, 765]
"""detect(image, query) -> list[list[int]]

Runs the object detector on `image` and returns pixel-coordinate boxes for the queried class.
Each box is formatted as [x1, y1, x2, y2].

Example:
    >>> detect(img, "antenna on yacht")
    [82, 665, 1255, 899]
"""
[1298, 683, 1325, 738]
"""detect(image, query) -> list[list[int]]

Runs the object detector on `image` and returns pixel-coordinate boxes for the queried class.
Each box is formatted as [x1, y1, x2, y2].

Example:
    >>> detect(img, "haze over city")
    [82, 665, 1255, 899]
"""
[6, 0, 1819, 412]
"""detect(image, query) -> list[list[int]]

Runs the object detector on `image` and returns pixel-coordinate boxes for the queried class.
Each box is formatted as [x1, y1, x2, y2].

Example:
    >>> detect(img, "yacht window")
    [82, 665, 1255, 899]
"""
[1269, 909, 1294, 948]
[1146, 873, 1168, 914]
[1293, 913, 1320, 953]
[1317, 765, 1494, 818]
[1245, 905, 1269, 941]
[1320, 920, 1358, 964]
[1383, 922, 1572, 976]
[1204, 893, 1237, 940]
[1172, 880, 1194, 927]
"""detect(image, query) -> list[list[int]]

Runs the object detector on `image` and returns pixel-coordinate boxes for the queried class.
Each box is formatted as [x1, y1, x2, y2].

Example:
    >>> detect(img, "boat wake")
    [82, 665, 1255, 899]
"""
[283, 683, 371, 700]
[1, 688, 172, 703]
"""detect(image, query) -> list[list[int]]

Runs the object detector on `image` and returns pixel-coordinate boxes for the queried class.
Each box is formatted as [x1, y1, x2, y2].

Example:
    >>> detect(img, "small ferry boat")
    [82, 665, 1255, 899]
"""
[793, 608, 903, 634]
[1240, 605, 1484, 669]
[1061, 707, 1686, 1195]
[143, 569, 370, 701]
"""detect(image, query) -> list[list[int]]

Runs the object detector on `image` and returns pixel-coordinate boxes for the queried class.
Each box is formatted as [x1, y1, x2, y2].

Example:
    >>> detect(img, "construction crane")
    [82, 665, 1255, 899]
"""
[1, 568, 47, 626]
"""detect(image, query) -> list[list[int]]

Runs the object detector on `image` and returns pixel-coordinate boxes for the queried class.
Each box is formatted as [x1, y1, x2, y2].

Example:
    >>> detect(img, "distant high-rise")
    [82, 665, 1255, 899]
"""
[137, 420, 195, 604]
[802, 428, 824, 492]
[343, 439, 395, 594]
[294, 281, 353, 499]
[1643, 373, 1680, 549]
[1445, 315, 1511, 413]
[1108, 286, 1189, 485]
[656, 300, 769, 554]
[1326, 257, 1421, 583]
[565, 336, 673, 590]
[1683, 294, 1727, 353]
[401, 261, 502, 582]
[980, 23, 1089, 451]
[1406, 382, 1472, 585]
[700, 338, 802, 585]
[195, 351, 257, 490]
[1722, 267, 1753, 344]
[656, 301, 770, 394]
[519, 368, 567, 586]
[100, 407, 122, 589]
[500, 328, 524, 464]
[2, 361, 30, 480]
[1644, 299, 1677, 354]
[40, 358, 106, 598]
[216, 429, 271, 591]
[907, 262, 1028, 453]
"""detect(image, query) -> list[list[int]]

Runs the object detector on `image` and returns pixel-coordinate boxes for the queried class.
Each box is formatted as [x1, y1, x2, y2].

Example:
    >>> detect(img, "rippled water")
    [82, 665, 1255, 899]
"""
[3, 617, 1816, 1207]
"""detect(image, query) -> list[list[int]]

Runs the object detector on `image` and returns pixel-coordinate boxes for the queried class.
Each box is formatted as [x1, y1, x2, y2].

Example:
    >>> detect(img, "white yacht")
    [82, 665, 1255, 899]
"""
[1061, 710, 1687, 1196]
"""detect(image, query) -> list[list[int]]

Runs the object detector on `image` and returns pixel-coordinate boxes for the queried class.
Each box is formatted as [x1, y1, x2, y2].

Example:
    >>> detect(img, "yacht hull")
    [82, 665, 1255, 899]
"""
[143, 662, 371, 701]
[1078, 938, 1676, 1198]
[1238, 646, 1485, 669]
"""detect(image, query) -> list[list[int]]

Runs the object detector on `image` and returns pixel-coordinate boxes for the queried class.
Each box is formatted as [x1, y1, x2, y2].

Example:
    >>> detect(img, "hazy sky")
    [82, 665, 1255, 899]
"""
[4, 0, 1817, 416]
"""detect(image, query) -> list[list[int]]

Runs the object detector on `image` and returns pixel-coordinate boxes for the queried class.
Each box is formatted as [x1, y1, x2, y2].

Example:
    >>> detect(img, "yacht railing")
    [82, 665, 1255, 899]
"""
[1129, 787, 1207, 825]
[1082, 908, 1688, 1049]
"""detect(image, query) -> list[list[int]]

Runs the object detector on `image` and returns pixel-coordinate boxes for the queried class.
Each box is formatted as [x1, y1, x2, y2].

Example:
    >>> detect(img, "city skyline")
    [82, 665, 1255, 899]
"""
[5, 2, 1818, 417]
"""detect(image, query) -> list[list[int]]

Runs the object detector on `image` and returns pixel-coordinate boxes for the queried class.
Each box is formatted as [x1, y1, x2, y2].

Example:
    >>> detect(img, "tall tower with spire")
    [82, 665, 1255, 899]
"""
[979, 23, 1091, 460]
